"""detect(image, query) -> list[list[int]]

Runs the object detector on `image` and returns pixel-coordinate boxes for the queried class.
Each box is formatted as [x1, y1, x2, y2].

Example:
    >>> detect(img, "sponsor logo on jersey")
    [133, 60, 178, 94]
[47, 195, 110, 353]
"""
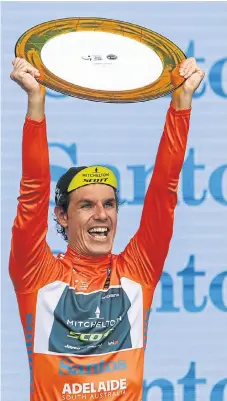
[67, 328, 114, 342]
[74, 279, 89, 291]
[25, 314, 34, 393]
[64, 344, 81, 351]
[64, 342, 103, 351]
[102, 293, 120, 300]
[59, 358, 127, 376]
[62, 379, 127, 396]
[66, 306, 122, 329]
[48, 288, 132, 355]
[108, 340, 119, 346]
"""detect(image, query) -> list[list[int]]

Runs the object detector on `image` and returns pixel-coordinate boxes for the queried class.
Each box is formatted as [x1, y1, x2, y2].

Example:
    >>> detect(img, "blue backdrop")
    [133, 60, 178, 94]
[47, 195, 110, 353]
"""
[1, 2, 227, 401]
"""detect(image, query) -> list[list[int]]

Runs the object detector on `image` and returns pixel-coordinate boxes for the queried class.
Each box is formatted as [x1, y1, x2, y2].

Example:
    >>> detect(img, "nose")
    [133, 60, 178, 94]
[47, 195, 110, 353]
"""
[93, 204, 108, 221]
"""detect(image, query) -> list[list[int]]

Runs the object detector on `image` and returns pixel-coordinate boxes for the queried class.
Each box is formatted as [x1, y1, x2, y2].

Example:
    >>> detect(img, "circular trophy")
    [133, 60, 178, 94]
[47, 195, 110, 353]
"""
[15, 17, 186, 103]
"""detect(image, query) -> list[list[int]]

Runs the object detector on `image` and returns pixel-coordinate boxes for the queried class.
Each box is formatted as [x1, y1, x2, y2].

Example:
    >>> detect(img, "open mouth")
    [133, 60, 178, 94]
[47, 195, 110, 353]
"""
[87, 227, 110, 241]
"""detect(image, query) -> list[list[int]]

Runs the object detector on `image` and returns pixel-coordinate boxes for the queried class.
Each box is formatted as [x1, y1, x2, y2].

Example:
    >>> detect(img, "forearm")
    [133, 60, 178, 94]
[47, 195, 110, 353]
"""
[10, 112, 51, 287]
[19, 115, 50, 227]
[26, 86, 46, 121]
[136, 104, 191, 284]
[22, 115, 50, 180]
[20, 100, 50, 225]
[152, 103, 191, 187]
[171, 86, 192, 111]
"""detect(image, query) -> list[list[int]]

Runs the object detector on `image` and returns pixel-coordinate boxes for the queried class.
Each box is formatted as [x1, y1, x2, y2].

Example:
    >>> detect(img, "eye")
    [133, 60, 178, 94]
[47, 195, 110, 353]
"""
[81, 202, 93, 209]
[104, 200, 114, 208]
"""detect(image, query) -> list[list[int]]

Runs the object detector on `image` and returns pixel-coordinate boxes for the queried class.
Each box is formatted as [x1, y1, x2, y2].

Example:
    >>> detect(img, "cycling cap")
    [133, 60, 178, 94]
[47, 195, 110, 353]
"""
[55, 166, 118, 205]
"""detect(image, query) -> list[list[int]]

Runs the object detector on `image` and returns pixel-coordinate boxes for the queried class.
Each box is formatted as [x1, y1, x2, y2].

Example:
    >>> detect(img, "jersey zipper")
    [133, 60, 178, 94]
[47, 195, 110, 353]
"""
[103, 267, 111, 290]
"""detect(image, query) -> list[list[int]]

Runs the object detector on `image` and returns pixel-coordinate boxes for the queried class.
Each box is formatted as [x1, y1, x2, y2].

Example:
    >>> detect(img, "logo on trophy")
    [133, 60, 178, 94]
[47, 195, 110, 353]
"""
[15, 17, 186, 102]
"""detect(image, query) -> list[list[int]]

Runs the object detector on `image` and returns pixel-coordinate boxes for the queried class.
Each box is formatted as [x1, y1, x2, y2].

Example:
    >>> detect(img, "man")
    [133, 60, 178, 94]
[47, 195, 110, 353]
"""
[9, 57, 204, 401]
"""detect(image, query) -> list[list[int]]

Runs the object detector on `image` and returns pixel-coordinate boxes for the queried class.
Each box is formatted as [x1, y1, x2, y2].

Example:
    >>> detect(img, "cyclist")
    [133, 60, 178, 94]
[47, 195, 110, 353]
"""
[9, 57, 205, 401]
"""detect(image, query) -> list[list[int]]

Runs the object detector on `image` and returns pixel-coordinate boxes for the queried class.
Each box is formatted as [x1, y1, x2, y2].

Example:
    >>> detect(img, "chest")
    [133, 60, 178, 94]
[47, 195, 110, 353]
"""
[33, 277, 144, 355]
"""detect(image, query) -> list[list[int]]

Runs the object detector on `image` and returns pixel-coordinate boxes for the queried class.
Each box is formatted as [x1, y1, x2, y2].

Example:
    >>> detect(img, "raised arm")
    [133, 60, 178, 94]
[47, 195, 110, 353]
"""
[120, 58, 205, 288]
[9, 58, 55, 293]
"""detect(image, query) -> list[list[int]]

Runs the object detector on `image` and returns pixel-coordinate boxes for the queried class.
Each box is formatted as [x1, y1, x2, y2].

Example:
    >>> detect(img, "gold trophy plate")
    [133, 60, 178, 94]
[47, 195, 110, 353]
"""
[15, 17, 186, 103]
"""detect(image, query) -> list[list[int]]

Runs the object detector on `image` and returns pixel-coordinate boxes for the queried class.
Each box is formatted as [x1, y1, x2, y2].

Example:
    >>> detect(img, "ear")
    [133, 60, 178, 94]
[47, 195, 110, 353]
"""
[54, 206, 68, 228]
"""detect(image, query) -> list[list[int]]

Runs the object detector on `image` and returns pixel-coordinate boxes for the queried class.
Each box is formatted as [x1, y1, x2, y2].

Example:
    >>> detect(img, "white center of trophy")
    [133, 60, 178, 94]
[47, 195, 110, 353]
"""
[41, 31, 163, 91]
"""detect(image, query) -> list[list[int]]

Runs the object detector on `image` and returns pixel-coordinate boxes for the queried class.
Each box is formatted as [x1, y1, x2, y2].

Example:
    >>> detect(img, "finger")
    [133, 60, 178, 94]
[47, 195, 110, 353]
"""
[13, 58, 27, 72]
[179, 58, 196, 74]
[25, 64, 40, 76]
[196, 69, 206, 80]
[183, 66, 198, 79]
[12, 57, 22, 68]
[10, 71, 16, 81]
[179, 61, 197, 77]
[15, 58, 30, 70]
[180, 57, 196, 69]
[184, 57, 196, 64]
[15, 59, 40, 76]
[30, 70, 41, 78]
[184, 64, 205, 80]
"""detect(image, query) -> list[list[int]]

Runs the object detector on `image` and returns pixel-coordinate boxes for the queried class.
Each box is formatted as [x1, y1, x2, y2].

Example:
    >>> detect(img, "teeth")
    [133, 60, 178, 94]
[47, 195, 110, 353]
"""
[93, 235, 107, 241]
[89, 227, 108, 233]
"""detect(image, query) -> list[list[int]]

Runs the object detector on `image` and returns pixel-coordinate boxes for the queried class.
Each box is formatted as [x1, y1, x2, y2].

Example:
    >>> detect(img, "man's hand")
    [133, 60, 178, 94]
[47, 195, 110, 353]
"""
[171, 57, 205, 110]
[179, 57, 205, 94]
[10, 58, 45, 121]
[10, 58, 41, 94]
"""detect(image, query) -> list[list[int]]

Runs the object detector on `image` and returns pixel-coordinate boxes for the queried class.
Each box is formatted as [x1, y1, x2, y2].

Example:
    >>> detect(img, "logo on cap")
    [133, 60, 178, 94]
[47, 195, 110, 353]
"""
[67, 166, 118, 192]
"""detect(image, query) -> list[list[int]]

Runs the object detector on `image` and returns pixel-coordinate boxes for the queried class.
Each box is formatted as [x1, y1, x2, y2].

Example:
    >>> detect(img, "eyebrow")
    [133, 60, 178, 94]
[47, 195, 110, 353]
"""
[104, 198, 116, 203]
[77, 197, 116, 205]
[77, 199, 93, 204]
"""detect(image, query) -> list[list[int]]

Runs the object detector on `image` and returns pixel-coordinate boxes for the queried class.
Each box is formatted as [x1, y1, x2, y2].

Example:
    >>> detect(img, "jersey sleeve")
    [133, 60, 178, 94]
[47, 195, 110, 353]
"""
[119, 102, 191, 288]
[9, 117, 57, 293]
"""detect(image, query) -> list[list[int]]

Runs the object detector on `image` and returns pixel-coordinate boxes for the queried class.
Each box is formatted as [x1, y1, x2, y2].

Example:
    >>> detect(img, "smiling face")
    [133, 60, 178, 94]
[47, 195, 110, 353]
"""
[55, 184, 118, 256]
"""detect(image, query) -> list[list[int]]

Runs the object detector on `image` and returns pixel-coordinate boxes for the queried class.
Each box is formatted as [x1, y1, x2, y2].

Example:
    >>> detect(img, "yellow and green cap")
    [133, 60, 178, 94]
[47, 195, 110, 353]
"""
[55, 165, 118, 205]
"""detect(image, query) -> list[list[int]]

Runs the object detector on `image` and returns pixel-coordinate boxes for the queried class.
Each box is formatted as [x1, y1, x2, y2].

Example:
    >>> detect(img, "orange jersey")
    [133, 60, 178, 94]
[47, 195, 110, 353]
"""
[9, 103, 191, 401]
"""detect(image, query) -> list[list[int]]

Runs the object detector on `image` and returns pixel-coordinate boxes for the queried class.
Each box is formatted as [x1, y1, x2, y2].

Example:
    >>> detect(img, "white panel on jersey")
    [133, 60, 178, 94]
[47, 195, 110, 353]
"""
[121, 277, 143, 349]
[34, 281, 68, 353]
